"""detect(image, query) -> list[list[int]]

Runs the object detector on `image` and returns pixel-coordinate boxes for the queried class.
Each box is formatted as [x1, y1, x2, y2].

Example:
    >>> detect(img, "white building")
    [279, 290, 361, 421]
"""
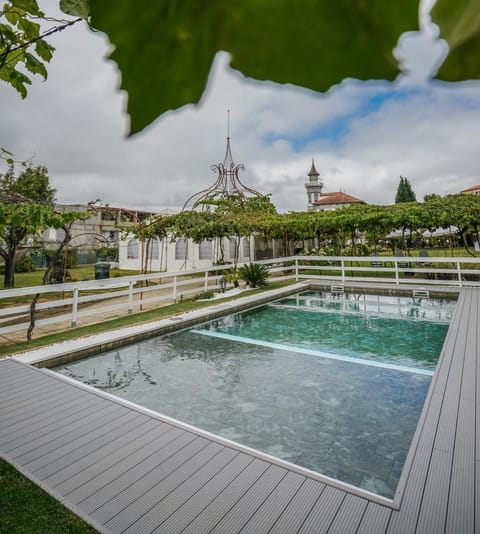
[119, 234, 255, 272]
[305, 159, 364, 211]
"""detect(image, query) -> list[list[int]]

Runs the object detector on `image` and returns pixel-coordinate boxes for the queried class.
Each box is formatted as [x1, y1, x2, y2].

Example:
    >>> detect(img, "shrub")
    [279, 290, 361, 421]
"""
[225, 266, 240, 288]
[239, 263, 269, 288]
[42, 248, 78, 269]
[193, 290, 215, 300]
[15, 254, 37, 273]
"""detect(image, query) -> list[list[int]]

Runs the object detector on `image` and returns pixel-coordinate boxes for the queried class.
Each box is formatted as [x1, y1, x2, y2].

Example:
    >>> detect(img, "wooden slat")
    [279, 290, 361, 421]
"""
[76, 429, 196, 513]
[356, 502, 392, 534]
[387, 289, 473, 534]
[0, 395, 104, 448]
[237, 471, 305, 534]
[90, 436, 214, 524]
[5, 401, 122, 455]
[108, 443, 230, 533]
[268, 478, 326, 534]
[36, 414, 151, 482]
[297, 486, 345, 534]
[149, 453, 254, 534]
[54, 421, 171, 496]
[180, 458, 271, 534]
[445, 398, 475, 533]
[327, 493, 368, 533]
[208, 465, 287, 534]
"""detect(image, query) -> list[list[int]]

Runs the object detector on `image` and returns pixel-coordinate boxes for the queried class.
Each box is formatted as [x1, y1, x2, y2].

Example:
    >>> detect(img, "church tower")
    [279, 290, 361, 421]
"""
[305, 159, 323, 211]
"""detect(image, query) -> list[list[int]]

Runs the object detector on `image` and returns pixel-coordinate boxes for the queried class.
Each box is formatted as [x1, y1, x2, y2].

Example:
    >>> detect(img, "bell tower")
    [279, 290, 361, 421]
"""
[305, 159, 323, 211]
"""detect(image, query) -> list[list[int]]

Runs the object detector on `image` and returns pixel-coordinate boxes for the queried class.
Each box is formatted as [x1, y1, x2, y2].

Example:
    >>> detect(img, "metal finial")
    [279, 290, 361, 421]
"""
[227, 109, 230, 139]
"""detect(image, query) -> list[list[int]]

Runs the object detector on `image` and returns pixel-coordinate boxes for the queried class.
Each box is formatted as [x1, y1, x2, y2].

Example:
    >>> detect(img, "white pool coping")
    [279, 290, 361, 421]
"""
[12, 282, 308, 366]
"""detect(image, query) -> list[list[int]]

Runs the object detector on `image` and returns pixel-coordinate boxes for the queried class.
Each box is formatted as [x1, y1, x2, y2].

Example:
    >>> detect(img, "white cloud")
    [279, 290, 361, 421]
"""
[0, 0, 479, 214]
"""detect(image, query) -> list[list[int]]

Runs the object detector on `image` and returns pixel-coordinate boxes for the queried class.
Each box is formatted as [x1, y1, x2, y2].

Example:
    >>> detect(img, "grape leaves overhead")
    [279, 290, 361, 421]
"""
[60, 0, 480, 134]
[87, 0, 419, 134]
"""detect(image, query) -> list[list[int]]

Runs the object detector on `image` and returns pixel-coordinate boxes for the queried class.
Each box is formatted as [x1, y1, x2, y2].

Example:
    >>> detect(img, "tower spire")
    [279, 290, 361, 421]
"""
[308, 158, 319, 177]
[305, 157, 323, 211]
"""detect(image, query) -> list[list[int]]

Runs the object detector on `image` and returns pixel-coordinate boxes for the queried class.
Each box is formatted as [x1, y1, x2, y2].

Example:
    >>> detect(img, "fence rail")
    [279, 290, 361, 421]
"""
[0, 255, 478, 338]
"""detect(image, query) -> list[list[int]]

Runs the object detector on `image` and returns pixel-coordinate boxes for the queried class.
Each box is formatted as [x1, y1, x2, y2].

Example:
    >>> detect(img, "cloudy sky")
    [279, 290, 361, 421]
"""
[1, 0, 479, 212]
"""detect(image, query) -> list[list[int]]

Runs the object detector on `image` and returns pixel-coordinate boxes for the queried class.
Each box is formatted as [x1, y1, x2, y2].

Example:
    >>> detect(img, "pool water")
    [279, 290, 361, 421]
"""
[54, 291, 454, 498]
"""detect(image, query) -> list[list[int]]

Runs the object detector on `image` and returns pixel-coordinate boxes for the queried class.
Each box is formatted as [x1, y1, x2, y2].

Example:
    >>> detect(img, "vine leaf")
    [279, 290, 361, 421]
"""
[87, 0, 419, 134]
[59, 0, 89, 19]
[431, 0, 480, 81]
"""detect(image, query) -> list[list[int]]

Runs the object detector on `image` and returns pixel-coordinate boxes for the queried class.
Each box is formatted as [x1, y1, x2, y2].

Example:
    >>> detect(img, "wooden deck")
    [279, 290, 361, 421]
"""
[0, 287, 478, 533]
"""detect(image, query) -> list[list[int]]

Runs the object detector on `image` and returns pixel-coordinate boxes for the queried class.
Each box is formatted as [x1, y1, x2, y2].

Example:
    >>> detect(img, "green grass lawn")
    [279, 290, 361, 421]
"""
[0, 459, 97, 533]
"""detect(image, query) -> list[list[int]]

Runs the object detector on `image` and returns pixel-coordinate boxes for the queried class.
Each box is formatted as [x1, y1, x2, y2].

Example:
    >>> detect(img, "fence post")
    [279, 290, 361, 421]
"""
[204, 271, 209, 291]
[341, 260, 345, 283]
[173, 275, 177, 304]
[457, 261, 462, 287]
[395, 261, 399, 285]
[128, 281, 134, 314]
[71, 288, 78, 327]
[295, 258, 299, 282]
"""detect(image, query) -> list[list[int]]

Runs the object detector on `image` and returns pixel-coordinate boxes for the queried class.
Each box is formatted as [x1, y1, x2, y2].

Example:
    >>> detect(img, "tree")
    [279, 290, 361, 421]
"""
[424, 193, 442, 202]
[0, 0, 80, 99]
[0, 163, 84, 288]
[395, 176, 416, 204]
[0, 163, 55, 287]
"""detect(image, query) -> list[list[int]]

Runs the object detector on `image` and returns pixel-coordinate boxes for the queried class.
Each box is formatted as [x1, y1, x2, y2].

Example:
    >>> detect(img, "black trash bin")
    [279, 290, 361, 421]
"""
[94, 262, 111, 280]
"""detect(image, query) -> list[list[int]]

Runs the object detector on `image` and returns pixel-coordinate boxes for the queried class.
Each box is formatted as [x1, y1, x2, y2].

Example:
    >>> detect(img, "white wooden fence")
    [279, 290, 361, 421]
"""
[0, 255, 478, 337]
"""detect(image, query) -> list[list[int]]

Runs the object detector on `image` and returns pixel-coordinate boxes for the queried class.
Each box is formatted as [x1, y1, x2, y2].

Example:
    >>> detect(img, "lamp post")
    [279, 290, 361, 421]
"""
[219, 275, 227, 293]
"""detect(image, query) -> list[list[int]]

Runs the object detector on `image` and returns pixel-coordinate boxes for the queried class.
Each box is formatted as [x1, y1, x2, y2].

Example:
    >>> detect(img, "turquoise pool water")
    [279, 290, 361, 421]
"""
[54, 291, 454, 498]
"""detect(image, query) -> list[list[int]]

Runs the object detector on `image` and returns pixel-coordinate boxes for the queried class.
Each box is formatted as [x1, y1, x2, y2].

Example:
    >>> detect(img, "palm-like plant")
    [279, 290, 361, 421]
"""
[238, 263, 269, 288]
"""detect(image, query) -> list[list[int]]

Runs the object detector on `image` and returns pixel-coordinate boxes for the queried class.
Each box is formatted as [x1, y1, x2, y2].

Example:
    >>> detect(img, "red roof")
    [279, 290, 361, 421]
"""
[313, 191, 364, 205]
[461, 184, 480, 193]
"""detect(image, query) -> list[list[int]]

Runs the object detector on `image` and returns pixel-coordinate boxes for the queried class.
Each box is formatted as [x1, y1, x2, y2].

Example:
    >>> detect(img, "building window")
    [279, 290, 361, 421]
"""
[127, 239, 139, 259]
[56, 228, 66, 243]
[175, 239, 188, 260]
[147, 239, 159, 260]
[199, 240, 212, 260]
[229, 237, 239, 260]
[243, 238, 250, 258]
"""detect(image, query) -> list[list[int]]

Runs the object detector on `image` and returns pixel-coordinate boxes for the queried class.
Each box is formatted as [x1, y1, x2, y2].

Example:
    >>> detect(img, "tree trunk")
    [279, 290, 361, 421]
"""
[27, 293, 40, 341]
[27, 223, 72, 340]
[3, 251, 16, 288]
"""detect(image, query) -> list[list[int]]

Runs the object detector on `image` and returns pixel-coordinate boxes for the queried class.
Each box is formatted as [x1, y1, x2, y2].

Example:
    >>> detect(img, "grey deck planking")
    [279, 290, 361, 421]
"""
[54, 422, 172, 496]
[267, 478, 326, 534]
[326, 493, 368, 534]
[0, 395, 106, 447]
[107, 443, 231, 533]
[0, 287, 477, 534]
[77, 430, 197, 513]
[149, 453, 255, 534]
[238, 470, 305, 534]
[6, 403, 124, 458]
[208, 464, 287, 534]
[356, 502, 392, 534]
[297, 485, 346, 533]
[36, 414, 152, 482]
[180, 458, 272, 534]
[64, 423, 175, 503]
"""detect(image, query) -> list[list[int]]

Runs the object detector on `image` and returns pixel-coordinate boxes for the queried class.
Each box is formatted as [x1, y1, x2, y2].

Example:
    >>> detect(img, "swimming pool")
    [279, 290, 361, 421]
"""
[54, 291, 453, 498]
